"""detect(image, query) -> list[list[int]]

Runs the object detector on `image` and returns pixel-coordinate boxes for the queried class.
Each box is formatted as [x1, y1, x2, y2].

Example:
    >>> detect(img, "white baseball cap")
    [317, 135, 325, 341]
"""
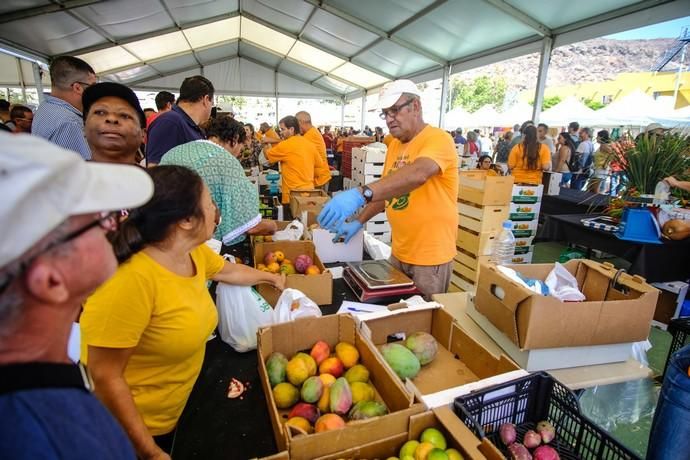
[0, 133, 154, 268]
[645, 122, 667, 132]
[378, 79, 421, 110]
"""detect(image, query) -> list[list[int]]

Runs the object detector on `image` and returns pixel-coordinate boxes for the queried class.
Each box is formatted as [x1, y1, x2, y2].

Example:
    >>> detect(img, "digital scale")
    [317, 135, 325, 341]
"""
[343, 260, 422, 303]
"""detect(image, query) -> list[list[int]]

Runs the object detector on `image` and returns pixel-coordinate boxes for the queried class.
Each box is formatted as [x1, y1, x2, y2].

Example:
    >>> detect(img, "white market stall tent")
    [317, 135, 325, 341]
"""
[443, 106, 472, 131]
[539, 96, 598, 127]
[589, 89, 672, 127]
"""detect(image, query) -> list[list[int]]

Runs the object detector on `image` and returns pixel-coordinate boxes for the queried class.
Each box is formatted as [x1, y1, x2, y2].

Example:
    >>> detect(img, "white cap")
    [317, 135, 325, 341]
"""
[0, 133, 154, 268]
[378, 79, 421, 110]
[645, 122, 667, 132]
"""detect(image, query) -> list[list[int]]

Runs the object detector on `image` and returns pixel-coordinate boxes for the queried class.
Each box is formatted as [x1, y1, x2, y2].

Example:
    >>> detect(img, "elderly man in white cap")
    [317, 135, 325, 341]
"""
[318, 80, 458, 297]
[0, 133, 153, 459]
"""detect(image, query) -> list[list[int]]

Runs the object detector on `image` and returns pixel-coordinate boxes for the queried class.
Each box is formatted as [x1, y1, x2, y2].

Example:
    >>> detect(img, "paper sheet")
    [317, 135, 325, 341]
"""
[336, 301, 389, 315]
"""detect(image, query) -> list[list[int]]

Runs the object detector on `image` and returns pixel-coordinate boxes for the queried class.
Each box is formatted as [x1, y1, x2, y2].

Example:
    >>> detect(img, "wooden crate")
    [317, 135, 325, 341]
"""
[457, 227, 495, 257]
[450, 271, 476, 293]
[458, 171, 514, 206]
[458, 201, 509, 234]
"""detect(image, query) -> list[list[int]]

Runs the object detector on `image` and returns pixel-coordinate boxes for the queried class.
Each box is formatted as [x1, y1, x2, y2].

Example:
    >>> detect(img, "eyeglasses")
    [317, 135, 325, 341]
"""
[379, 98, 415, 120]
[0, 211, 120, 295]
[73, 81, 94, 90]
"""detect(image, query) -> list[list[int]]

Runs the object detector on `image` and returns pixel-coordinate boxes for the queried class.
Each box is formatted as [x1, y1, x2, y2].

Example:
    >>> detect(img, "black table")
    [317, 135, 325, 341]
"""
[173, 273, 358, 459]
[537, 213, 690, 283]
[540, 188, 610, 217]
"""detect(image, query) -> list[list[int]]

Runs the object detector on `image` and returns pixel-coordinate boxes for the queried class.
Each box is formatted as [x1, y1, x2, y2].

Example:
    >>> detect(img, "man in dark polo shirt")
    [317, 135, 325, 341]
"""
[146, 75, 214, 166]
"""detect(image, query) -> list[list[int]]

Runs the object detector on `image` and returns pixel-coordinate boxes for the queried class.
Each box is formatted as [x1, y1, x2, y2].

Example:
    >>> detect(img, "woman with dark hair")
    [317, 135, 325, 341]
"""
[507, 125, 551, 185]
[80, 165, 285, 459]
[476, 154, 499, 176]
[241, 122, 263, 170]
[161, 116, 276, 245]
[556, 131, 576, 187]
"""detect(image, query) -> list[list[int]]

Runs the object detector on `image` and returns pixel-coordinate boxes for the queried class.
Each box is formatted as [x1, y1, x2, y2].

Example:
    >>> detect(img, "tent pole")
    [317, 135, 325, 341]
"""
[439, 64, 450, 128]
[360, 90, 367, 132]
[340, 97, 345, 129]
[274, 71, 279, 127]
[32, 62, 44, 103]
[16, 58, 26, 102]
[532, 36, 553, 123]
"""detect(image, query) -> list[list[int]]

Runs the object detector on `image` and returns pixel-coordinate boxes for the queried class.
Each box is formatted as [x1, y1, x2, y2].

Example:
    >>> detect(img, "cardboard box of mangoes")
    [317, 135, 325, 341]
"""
[357, 302, 523, 408]
[257, 314, 425, 460]
[253, 240, 332, 306]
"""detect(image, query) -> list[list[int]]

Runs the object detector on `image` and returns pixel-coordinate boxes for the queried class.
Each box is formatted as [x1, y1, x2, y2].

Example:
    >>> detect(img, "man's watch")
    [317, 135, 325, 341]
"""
[361, 185, 374, 203]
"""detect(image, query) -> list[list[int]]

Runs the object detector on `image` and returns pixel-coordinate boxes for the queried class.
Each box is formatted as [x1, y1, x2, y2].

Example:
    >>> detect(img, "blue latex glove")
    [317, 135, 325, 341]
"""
[332, 220, 363, 244]
[318, 188, 365, 230]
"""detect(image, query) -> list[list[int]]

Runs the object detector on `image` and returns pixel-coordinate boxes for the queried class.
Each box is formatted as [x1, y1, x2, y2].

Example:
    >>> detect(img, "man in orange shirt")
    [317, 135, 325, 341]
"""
[318, 80, 458, 298]
[265, 115, 324, 207]
[297, 111, 331, 189]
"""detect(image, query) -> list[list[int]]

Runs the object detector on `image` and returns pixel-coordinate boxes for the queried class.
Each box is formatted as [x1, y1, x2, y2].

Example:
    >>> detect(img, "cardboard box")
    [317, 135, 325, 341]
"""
[652, 281, 688, 324]
[308, 227, 363, 263]
[451, 271, 476, 293]
[457, 227, 495, 257]
[313, 407, 504, 460]
[352, 172, 382, 185]
[289, 189, 329, 220]
[359, 303, 520, 408]
[542, 171, 562, 196]
[458, 201, 509, 234]
[365, 220, 391, 233]
[455, 250, 491, 271]
[458, 171, 514, 206]
[370, 231, 392, 244]
[513, 236, 534, 253]
[510, 251, 533, 264]
[509, 202, 541, 221]
[475, 259, 659, 349]
[509, 219, 538, 238]
[511, 184, 543, 203]
[250, 221, 293, 248]
[352, 146, 387, 164]
[254, 241, 332, 305]
[257, 314, 424, 459]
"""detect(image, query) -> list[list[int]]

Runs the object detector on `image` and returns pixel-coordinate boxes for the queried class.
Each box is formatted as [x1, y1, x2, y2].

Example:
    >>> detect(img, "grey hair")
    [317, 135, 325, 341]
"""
[581, 127, 592, 137]
[0, 221, 71, 337]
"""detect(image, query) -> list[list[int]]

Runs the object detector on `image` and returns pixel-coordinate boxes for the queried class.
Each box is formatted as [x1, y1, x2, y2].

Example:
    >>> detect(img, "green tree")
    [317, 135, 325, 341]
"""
[216, 95, 247, 110]
[450, 76, 506, 113]
[528, 95, 561, 110]
[584, 98, 605, 110]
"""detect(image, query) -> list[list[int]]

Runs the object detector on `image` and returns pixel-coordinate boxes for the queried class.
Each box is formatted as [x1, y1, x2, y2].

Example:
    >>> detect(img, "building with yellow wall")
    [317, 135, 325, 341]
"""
[521, 71, 689, 109]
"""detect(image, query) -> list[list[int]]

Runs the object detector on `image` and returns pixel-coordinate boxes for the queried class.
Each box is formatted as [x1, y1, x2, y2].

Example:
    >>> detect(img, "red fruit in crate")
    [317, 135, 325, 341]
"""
[508, 443, 532, 460]
[288, 402, 320, 424]
[310, 340, 330, 365]
[533, 445, 560, 460]
[264, 251, 278, 265]
[499, 423, 517, 446]
[536, 420, 555, 444]
[295, 254, 313, 274]
[523, 430, 541, 449]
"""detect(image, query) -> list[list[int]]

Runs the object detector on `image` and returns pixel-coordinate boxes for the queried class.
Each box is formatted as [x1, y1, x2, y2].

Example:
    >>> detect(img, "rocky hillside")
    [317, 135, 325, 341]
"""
[455, 37, 681, 93]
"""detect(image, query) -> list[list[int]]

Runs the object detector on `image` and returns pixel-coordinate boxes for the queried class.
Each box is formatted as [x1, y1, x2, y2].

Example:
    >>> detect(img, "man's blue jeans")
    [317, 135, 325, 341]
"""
[647, 343, 690, 459]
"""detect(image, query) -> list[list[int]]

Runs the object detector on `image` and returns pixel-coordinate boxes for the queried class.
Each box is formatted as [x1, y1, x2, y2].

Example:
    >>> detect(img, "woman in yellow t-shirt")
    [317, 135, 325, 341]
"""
[507, 125, 552, 185]
[477, 154, 499, 176]
[80, 165, 285, 459]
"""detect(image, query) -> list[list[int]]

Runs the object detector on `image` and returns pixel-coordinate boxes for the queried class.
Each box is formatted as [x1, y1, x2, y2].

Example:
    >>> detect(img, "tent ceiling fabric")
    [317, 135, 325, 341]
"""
[0, 0, 687, 99]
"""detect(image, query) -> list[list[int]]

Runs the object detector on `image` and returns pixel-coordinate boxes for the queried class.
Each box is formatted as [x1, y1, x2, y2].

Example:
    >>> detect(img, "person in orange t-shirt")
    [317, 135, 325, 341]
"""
[264, 115, 320, 205]
[507, 125, 552, 185]
[318, 80, 458, 298]
[297, 111, 331, 188]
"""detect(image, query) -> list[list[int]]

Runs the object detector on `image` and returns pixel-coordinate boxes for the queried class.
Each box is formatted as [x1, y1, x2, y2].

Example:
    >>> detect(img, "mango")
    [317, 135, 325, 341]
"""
[266, 352, 288, 388]
[280, 263, 296, 275]
[348, 400, 388, 420]
[427, 449, 449, 460]
[285, 416, 312, 435]
[344, 364, 370, 384]
[319, 373, 336, 387]
[310, 340, 331, 365]
[415, 442, 435, 460]
[329, 377, 353, 415]
[294, 352, 317, 377]
[335, 342, 359, 368]
[317, 385, 331, 413]
[272, 382, 299, 409]
[399, 440, 420, 458]
[421, 428, 447, 450]
[445, 449, 464, 460]
[314, 413, 346, 433]
[381, 343, 421, 380]
[350, 381, 375, 404]
[300, 376, 323, 403]
[286, 357, 310, 386]
[319, 356, 344, 378]
[405, 332, 438, 365]
[288, 402, 320, 424]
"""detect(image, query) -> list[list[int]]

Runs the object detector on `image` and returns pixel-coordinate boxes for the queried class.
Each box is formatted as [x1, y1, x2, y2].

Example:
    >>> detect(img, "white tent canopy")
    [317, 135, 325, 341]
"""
[470, 105, 501, 127]
[539, 96, 597, 126]
[590, 89, 671, 126]
[497, 101, 533, 127]
[443, 106, 472, 131]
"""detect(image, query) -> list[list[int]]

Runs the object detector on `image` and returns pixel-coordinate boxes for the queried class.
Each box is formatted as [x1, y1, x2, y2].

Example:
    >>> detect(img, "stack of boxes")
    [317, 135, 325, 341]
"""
[350, 146, 391, 244]
[508, 184, 543, 264]
[451, 171, 514, 293]
[341, 136, 374, 179]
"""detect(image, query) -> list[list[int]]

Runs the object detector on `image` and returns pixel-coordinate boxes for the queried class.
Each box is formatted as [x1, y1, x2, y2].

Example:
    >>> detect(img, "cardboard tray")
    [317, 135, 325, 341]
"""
[475, 259, 659, 349]
[254, 241, 332, 306]
[257, 314, 423, 459]
[458, 171, 514, 206]
[358, 303, 520, 408]
[289, 189, 329, 220]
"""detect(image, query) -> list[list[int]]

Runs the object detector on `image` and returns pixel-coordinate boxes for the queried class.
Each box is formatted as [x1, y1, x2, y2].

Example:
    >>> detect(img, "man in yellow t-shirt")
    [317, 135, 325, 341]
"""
[297, 110, 331, 188]
[264, 115, 319, 205]
[318, 80, 458, 298]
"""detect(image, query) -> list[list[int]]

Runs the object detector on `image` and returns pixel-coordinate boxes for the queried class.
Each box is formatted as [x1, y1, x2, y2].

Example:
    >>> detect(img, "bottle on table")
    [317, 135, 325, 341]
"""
[491, 221, 516, 265]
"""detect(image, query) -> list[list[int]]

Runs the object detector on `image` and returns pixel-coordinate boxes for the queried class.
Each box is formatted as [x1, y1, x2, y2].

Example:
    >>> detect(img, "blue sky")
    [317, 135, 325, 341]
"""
[605, 16, 690, 40]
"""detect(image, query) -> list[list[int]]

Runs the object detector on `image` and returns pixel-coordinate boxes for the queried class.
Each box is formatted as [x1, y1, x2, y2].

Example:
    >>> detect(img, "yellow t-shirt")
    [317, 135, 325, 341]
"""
[80, 244, 224, 435]
[265, 135, 316, 204]
[383, 125, 458, 266]
[508, 143, 551, 185]
[383, 133, 394, 147]
[263, 127, 279, 142]
[303, 126, 331, 186]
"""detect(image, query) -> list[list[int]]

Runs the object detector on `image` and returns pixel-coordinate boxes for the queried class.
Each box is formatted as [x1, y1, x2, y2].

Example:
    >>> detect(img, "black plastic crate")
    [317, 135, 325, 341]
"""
[258, 195, 279, 220]
[453, 372, 640, 460]
[663, 317, 690, 377]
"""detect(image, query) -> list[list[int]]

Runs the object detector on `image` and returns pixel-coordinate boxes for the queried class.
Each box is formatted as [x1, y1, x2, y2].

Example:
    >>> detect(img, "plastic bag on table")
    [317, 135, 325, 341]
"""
[216, 283, 274, 352]
[545, 262, 586, 302]
[363, 231, 391, 260]
[274, 288, 321, 324]
[272, 219, 304, 241]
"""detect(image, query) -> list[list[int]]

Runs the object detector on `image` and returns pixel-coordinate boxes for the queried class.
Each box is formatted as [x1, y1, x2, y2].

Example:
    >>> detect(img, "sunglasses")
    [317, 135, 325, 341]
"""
[0, 211, 120, 295]
[379, 98, 415, 120]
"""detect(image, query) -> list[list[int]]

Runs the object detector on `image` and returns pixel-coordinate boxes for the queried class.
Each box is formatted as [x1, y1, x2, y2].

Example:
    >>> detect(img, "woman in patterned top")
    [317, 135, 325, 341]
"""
[160, 116, 276, 245]
[241, 123, 262, 170]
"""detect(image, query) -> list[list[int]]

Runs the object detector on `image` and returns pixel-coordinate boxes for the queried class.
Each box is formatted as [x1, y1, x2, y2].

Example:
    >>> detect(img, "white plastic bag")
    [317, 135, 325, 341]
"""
[216, 283, 274, 352]
[544, 262, 586, 301]
[274, 288, 322, 324]
[273, 219, 304, 241]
